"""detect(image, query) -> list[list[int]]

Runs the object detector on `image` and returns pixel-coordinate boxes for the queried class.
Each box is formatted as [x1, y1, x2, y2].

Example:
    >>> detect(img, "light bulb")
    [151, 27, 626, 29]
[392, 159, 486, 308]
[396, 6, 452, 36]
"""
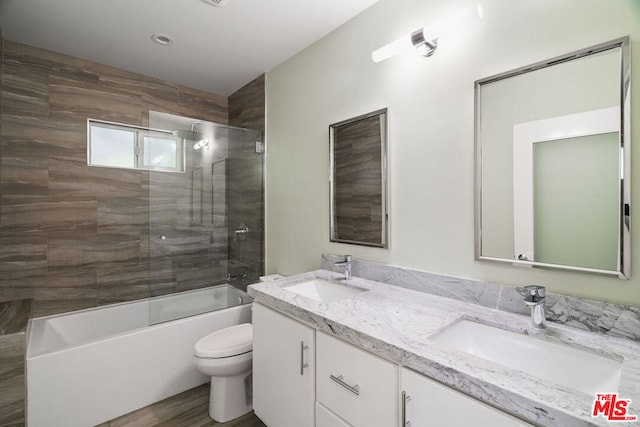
[371, 4, 483, 63]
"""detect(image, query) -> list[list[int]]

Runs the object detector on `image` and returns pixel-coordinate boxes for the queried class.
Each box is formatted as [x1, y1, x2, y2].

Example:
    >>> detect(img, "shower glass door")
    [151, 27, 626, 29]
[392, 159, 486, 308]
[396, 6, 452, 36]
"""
[147, 112, 263, 325]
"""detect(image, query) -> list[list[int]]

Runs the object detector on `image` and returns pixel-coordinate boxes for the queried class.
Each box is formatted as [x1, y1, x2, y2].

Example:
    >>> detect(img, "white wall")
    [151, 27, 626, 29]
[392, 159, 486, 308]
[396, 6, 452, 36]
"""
[265, 0, 640, 307]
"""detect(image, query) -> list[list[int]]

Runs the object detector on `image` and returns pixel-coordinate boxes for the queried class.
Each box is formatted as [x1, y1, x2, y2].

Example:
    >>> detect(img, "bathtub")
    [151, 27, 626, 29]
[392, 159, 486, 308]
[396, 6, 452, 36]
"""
[26, 284, 253, 427]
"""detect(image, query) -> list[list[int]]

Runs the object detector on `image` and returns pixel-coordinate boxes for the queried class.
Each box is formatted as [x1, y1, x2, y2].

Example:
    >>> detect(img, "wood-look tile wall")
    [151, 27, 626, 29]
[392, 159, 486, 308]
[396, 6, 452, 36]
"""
[0, 40, 229, 317]
[0, 41, 266, 425]
[0, 33, 27, 427]
[228, 75, 266, 288]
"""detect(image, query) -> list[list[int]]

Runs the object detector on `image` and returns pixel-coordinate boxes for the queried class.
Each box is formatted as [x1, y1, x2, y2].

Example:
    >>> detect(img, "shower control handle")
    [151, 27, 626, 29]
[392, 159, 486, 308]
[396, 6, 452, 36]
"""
[234, 223, 249, 242]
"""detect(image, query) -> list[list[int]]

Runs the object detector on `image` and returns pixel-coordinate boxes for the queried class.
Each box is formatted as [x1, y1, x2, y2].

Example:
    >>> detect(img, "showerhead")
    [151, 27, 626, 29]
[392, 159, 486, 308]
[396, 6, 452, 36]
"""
[173, 129, 205, 141]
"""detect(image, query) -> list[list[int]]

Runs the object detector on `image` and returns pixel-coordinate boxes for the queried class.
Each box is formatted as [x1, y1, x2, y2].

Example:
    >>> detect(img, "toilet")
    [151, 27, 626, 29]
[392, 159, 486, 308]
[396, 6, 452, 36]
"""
[193, 323, 253, 422]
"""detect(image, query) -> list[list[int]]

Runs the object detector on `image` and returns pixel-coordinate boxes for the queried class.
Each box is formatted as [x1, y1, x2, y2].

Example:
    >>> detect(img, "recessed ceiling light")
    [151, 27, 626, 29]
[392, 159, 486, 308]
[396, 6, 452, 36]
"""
[201, 0, 229, 7]
[151, 34, 174, 46]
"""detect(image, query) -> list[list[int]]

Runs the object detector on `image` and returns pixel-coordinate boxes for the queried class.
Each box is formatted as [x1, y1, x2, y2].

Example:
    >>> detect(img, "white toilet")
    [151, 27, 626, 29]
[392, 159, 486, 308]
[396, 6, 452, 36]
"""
[193, 323, 253, 422]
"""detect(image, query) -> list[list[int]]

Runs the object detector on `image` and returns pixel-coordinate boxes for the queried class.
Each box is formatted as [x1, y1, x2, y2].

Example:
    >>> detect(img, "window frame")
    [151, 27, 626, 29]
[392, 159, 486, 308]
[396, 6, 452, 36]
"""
[87, 119, 185, 173]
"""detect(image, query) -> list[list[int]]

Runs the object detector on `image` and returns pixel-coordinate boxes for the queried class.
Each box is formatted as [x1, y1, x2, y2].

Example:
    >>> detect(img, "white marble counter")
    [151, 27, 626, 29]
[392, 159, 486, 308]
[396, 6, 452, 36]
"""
[248, 270, 640, 427]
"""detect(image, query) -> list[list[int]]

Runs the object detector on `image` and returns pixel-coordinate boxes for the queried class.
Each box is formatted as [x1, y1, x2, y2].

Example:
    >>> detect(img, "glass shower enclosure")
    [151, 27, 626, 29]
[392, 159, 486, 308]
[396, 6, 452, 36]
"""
[147, 112, 264, 324]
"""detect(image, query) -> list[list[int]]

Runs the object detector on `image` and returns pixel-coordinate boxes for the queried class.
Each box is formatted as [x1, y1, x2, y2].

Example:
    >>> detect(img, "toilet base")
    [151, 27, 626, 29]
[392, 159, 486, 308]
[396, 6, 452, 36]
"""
[208, 372, 253, 423]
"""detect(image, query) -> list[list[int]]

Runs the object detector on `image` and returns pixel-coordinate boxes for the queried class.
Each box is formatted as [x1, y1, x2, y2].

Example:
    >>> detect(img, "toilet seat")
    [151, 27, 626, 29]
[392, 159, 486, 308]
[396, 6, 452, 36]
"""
[194, 323, 253, 359]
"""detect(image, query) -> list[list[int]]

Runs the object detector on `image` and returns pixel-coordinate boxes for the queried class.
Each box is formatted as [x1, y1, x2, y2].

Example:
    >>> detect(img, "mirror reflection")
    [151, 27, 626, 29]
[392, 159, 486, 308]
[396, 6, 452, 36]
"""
[475, 37, 630, 278]
[330, 109, 388, 248]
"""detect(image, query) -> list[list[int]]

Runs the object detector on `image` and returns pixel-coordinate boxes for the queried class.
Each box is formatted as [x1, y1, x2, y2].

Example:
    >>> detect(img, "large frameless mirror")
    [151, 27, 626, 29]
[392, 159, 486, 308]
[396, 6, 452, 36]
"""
[475, 37, 630, 279]
[330, 108, 389, 248]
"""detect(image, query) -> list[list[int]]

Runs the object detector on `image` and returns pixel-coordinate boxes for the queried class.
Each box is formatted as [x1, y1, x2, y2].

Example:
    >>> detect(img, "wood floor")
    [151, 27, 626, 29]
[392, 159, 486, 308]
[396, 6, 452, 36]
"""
[98, 384, 267, 427]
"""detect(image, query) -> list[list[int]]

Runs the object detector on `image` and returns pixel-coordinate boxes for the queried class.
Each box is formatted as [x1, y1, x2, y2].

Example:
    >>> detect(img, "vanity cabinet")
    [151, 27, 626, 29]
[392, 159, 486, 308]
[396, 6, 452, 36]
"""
[316, 402, 351, 427]
[316, 332, 396, 427]
[400, 367, 534, 427]
[252, 303, 315, 427]
[253, 303, 534, 427]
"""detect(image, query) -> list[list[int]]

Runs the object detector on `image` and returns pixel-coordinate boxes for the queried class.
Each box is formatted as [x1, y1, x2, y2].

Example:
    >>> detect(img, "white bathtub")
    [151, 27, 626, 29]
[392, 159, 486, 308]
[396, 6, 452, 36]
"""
[26, 285, 253, 427]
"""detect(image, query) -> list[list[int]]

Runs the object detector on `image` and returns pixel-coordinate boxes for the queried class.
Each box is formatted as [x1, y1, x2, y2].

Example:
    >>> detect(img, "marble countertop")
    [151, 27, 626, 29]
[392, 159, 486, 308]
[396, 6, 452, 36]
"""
[248, 270, 640, 427]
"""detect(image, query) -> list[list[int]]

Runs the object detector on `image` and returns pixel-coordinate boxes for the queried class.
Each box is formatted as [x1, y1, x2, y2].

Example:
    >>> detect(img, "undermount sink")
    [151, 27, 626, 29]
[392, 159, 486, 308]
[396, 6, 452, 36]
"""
[283, 279, 365, 303]
[430, 319, 622, 395]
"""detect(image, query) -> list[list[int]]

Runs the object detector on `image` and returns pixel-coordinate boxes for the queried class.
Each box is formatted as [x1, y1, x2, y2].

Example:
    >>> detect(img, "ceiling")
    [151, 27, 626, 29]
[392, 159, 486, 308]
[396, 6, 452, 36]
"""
[0, 0, 380, 96]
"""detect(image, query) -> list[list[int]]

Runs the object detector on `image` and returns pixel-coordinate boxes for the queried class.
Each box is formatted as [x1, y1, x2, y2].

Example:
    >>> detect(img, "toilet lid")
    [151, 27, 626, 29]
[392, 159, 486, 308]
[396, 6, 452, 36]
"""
[194, 323, 253, 358]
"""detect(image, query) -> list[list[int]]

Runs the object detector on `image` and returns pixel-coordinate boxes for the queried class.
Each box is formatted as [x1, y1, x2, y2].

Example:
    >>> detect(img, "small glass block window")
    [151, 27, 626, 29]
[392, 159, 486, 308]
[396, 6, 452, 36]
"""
[88, 120, 184, 173]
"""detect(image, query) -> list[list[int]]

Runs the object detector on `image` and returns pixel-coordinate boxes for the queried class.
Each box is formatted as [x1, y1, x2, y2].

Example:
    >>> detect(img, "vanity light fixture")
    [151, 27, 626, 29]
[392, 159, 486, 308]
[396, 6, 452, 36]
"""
[372, 28, 438, 63]
[371, 4, 482, 63]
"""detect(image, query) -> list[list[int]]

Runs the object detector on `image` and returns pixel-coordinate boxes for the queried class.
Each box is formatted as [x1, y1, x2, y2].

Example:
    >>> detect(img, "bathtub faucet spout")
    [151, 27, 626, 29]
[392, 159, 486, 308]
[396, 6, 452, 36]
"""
[227, 272, 247, 284]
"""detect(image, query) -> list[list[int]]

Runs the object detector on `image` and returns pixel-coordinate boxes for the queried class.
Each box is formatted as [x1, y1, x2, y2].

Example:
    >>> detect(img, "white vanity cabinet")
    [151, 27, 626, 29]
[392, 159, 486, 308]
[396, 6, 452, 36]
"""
[400, 368, 534, 427]
[316, 402, 351, 427]
[252, 303, 315, 427]
[252, 302, 534, 427]
[316, 332, 397, 427]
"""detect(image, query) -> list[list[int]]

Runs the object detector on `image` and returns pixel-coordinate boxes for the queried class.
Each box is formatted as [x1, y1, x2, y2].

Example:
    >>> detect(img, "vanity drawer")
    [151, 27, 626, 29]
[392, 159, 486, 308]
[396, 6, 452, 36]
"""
[316, 332, 396, 427]
[316, 402, 352, 427]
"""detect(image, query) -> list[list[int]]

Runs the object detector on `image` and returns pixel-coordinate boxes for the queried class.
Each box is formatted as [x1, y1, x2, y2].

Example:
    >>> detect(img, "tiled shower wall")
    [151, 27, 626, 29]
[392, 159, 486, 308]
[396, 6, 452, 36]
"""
[0, 40, 231, 318]
[0, 39, 266, 424]
[228, 75, 266, 289]
[0, 32, 25, 427]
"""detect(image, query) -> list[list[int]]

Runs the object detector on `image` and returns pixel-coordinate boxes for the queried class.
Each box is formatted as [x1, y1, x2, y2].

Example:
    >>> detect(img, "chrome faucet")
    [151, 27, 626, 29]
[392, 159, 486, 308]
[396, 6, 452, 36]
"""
[227, 272, 247, 284]
[334, 255, 352, 280]
[523, 285, 546, 329]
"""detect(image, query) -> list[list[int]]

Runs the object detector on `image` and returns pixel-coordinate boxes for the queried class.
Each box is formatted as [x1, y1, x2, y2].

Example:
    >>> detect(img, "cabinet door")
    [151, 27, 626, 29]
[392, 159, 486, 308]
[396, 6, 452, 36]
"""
[400, 368, 534, 427]
[316, 402, 352, 427]
[316, 332, 396, 427]
[252, 303, 315, 427]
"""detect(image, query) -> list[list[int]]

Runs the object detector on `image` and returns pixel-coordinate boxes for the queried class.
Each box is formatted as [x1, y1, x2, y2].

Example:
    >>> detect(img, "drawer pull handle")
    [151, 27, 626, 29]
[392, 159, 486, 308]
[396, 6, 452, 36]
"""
[300, 341, 309, 375]
[402, 391, 411, 426]
[329, 374, 360, 396]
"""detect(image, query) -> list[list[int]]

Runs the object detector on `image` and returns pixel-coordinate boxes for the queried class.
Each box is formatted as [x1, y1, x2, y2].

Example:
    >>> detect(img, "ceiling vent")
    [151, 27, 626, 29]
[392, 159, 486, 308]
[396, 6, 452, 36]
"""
[202, 0, 228, 6]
